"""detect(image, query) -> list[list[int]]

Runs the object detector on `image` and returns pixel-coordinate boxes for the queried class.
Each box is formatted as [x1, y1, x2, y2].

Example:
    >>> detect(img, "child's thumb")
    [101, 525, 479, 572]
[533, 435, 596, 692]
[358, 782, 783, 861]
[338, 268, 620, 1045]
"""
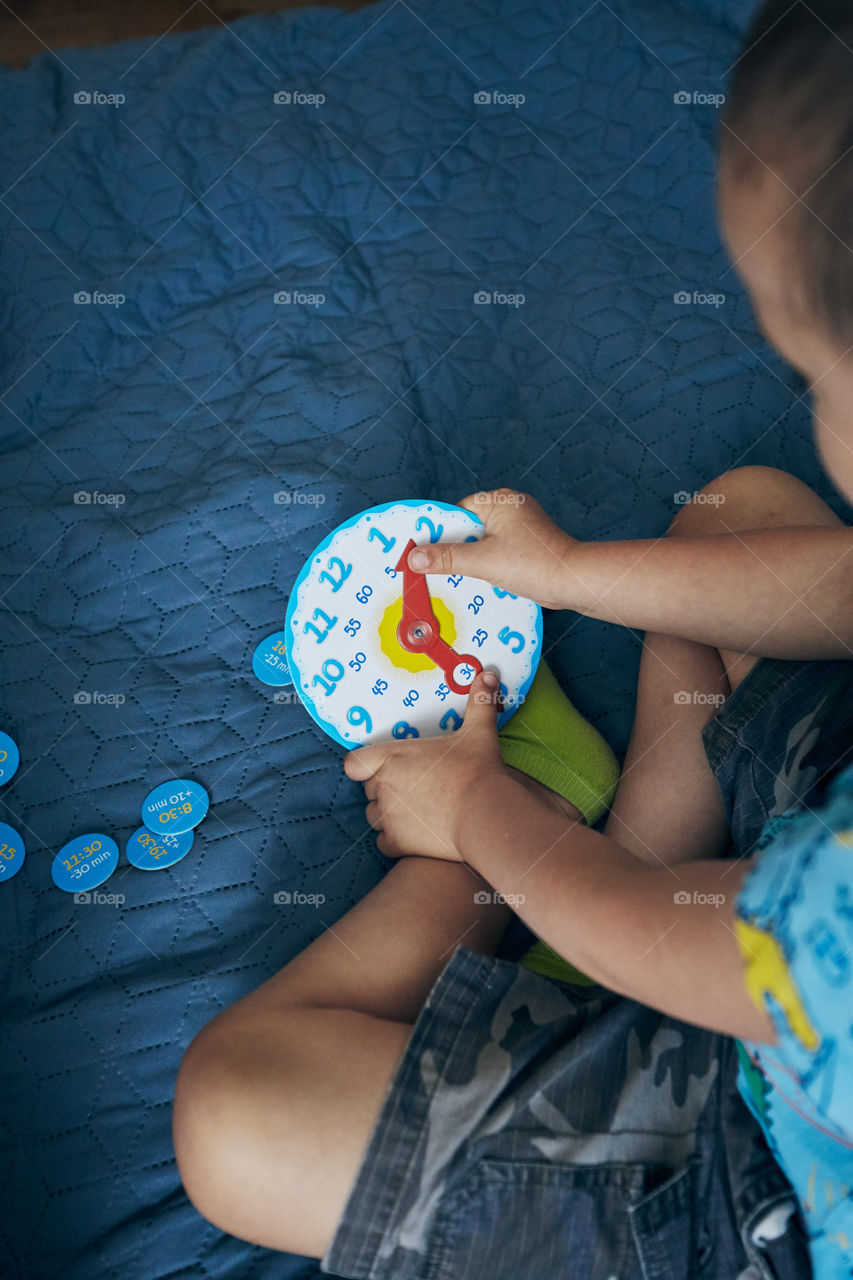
[463, 668, 503, 727]
[407, 538, 482, 577]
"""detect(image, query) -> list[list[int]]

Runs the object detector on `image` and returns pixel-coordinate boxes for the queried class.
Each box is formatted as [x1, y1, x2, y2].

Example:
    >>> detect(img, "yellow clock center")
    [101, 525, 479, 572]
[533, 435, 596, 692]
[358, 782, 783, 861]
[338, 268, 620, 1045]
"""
[377, 594, 457, 673]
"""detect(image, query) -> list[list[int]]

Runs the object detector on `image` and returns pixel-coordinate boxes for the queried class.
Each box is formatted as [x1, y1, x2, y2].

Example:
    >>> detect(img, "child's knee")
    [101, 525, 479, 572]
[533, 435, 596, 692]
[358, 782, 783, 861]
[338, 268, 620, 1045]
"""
[172, 1023, 247, 1232]
[668, 465, 837, 537]
[173, 1010, 339, 1251]
[173, 1018, 301, 1241]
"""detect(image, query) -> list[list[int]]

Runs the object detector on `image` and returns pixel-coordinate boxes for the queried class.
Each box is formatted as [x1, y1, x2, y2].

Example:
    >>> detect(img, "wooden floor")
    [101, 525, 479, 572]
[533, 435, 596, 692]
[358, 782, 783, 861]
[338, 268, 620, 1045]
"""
[0, 0, 376, 68]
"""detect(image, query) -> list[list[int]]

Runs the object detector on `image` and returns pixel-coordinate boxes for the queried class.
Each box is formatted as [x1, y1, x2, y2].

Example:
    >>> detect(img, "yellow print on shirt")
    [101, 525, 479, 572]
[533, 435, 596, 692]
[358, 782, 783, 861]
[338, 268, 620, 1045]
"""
[734, 917, 821, 1051]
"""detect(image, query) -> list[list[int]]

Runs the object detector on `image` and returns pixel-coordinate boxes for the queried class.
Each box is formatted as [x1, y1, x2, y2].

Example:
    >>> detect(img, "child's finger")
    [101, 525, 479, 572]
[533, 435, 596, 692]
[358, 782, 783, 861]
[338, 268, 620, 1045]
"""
[375, 830, 402, 858]
[407, 489, 525, 579]
[458, 488, 527, 519]
[407, 532, 505, 580]
[462, 668, 503, 728]
[407, 539, 475, 576]
[344, 745, 385, 781]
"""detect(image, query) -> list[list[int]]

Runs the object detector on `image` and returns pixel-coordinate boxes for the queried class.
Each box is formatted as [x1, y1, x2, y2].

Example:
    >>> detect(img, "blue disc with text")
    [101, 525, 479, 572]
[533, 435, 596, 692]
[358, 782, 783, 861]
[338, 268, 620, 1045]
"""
[0, 731, 20, 785]
[141, 778, 209, 834]
[126, 826, 194, 870]
[0, 823, 25, 882]
[253, 631, 293, 686]
[52, 833, 119, 892]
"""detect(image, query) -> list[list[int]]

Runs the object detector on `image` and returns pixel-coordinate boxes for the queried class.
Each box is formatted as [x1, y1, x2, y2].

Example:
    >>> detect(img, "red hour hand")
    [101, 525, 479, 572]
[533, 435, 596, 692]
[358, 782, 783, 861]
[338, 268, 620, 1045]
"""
[394, 538, 483, 695]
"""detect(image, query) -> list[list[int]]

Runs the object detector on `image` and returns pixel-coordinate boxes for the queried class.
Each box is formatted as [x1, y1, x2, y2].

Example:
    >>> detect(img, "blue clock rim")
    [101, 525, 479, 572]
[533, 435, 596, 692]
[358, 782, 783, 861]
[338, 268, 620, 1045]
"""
[283, 498, 543, 749]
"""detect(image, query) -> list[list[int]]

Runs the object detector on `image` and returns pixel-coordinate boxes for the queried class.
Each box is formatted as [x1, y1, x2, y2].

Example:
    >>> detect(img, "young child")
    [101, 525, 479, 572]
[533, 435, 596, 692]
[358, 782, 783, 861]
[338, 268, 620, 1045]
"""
[173, 2, 853, 1276]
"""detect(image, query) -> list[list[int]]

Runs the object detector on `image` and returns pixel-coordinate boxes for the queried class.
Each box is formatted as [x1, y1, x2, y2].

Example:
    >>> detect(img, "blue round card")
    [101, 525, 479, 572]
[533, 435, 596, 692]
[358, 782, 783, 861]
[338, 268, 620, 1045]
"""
[141, 779, 209, 835]
[126, 826, 194, 870]
[0, 730, 20, 785]
[0, 822, 25, 882]
[52, 833, 119, 892]
[252, 631, 293, 686]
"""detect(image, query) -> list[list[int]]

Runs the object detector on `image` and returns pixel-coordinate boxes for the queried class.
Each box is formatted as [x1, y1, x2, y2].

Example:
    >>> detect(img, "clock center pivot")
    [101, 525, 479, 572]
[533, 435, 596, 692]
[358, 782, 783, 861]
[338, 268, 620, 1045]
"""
[401, 618, 435, 649]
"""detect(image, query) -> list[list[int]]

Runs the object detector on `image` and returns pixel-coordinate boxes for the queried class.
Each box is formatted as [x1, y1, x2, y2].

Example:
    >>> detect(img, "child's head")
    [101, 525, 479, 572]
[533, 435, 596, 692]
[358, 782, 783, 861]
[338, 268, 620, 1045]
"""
[718, 0, 853, 502]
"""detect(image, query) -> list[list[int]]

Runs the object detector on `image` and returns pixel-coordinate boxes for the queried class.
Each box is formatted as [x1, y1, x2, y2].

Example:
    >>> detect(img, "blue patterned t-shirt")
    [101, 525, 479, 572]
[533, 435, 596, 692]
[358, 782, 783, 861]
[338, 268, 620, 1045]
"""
[734, 759, 853, 1279]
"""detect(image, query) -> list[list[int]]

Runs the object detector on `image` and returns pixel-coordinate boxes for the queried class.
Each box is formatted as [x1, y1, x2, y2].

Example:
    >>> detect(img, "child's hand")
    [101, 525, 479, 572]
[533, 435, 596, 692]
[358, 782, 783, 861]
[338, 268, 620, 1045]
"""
[406, 488, 577, 610]
[344, 669, 507, 861]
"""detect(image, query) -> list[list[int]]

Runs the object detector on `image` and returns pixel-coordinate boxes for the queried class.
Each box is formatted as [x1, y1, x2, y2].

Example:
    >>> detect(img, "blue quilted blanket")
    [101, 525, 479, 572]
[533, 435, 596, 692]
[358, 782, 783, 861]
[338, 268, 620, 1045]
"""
[1, 0, 848, 1276]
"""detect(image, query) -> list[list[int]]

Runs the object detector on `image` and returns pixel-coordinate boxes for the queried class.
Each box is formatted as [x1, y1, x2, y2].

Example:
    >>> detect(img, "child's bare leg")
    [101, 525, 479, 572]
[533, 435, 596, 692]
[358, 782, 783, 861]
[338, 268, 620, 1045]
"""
[606, 465, 843, 868]
[210, 855, 513, 1024]
[173, 856, 513, 1259]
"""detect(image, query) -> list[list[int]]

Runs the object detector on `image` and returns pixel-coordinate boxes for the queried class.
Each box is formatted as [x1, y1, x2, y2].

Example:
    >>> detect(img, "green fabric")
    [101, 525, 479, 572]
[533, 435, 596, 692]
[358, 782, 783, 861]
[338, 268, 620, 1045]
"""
[518, 938, 597, 986]
[498, 658, 620, 826]
[497, 658, 621, 986]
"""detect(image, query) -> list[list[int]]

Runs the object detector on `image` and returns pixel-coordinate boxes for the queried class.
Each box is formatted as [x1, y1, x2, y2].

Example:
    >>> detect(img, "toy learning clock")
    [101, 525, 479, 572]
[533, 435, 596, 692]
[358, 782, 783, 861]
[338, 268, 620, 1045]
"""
[284, 500, 542, 746]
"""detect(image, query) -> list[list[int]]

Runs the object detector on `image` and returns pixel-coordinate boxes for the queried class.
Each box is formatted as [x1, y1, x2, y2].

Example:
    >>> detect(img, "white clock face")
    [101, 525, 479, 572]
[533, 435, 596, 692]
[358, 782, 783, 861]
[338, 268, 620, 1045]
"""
[285, 500, 542, 747]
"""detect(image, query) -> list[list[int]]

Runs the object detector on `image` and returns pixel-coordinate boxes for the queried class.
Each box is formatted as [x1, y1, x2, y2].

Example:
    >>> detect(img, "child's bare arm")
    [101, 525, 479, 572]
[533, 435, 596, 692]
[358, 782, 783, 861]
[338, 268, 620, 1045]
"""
[408, 490, 853, 659]
[552, 526, 851, 658]
[346, 671, 777, 1045]
[455, 768, 776, 1043]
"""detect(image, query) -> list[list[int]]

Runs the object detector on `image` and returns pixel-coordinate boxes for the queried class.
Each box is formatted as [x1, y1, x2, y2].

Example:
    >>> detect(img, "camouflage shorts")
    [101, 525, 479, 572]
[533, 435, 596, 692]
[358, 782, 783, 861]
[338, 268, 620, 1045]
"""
[322, 657, 853, 1280]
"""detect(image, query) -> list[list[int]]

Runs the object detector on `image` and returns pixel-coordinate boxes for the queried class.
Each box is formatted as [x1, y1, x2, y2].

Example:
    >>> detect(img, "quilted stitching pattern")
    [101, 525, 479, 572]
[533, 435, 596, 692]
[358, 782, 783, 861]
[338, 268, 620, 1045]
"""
[0, 1, 849, 1275]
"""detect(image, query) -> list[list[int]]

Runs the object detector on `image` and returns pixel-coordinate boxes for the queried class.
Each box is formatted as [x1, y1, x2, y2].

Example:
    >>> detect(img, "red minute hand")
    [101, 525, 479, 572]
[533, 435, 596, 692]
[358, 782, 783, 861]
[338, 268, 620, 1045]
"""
[394, 538, 483, 695]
